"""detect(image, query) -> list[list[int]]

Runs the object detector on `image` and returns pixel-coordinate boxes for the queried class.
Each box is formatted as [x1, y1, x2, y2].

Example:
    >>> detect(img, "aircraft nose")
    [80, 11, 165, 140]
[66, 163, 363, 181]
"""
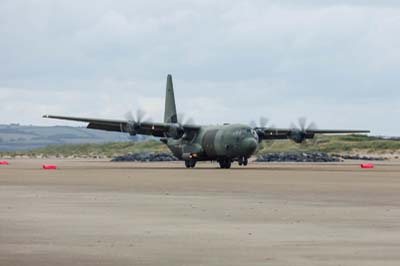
[242, 137, 258, 155]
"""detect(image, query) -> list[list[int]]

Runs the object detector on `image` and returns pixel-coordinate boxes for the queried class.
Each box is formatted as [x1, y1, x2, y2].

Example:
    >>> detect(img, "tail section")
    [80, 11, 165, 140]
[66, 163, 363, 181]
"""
[164, 74, 178, 123]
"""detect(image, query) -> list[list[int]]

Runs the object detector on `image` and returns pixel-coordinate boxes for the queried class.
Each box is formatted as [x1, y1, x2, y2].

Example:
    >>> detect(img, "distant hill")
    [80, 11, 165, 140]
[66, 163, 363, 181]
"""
[0, 124, 142, 151]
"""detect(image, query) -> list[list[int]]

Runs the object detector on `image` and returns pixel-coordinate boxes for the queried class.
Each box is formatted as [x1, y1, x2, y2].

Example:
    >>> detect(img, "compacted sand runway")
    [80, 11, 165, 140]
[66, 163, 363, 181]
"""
[0, 159, 399, 266]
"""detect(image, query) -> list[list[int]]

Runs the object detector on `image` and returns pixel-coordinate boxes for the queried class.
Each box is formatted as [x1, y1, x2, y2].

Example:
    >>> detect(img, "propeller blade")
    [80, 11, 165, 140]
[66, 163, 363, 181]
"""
[178, 112, 195, 126]
[290, 122, 298, 130]
[178, 113, 185, 124]
[136, 109, 146, 124]
[307, 122, 317, 131]
[250, 117, 271, 129]
[298, 117, 307, 131]
[289, 117, 318, 144]
[125, 108, 151, 125]
[290, 117, 317, 132]
[124, 111, 135, 123]
[185, 117, 195, 125]
[259, 117, 269, 128]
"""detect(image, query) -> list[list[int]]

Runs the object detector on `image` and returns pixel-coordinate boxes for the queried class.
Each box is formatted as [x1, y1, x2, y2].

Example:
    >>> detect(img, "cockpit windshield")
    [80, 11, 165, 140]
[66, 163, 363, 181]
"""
[234, 128, 259, 140]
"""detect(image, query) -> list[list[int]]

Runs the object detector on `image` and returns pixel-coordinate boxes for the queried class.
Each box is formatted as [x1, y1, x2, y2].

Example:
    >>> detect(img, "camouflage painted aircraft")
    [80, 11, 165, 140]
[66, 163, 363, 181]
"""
[43, 75, 369, 168]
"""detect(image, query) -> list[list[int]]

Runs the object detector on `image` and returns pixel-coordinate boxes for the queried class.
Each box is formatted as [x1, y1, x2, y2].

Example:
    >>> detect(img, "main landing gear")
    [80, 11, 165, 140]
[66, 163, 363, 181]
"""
[238, 157, 248, 166]
[218, 159, 232, 169]
[185, 158, 246, 169]
[185, 159, 197, 168]
[218, 157, 247, 169]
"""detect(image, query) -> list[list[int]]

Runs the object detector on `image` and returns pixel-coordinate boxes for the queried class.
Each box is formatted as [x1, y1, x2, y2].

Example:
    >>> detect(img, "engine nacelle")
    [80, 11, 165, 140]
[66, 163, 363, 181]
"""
[126, 124, 136, 136]
[126, 122, 140, 136]
[166, 124, 185, 139]
[289, 131, 314, 143]
[255, 128, 265, 140]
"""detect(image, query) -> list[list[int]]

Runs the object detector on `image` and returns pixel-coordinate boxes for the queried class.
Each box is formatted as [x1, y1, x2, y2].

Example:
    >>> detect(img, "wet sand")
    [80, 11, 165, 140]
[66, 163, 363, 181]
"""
[0, 159, 399, 266]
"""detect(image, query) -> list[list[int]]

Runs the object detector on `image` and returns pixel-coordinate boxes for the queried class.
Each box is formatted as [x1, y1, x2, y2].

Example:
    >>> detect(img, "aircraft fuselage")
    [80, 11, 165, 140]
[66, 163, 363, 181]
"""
[164, 124, 258, 163]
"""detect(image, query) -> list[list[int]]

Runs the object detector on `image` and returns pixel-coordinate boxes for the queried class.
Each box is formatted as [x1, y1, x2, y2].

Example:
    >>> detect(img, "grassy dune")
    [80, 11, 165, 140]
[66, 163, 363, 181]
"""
[1, 135, 399, 158]
[258, 135, 400, 154]
[1, 141, 168, 158]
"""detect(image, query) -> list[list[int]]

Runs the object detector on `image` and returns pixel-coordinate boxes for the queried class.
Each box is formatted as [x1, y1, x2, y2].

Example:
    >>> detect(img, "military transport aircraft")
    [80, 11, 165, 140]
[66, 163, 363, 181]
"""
[43, 75, 369, 168]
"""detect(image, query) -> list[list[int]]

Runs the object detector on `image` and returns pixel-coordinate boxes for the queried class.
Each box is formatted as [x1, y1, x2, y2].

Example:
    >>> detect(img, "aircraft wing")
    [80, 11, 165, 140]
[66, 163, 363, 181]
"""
[43, 114, 200, 138]
[255, 127, 370, 142]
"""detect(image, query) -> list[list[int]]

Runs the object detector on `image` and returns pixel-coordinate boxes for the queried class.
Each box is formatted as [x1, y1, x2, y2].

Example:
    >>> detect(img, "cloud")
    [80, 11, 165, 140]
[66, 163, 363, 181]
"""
[0, 1, 399, 135]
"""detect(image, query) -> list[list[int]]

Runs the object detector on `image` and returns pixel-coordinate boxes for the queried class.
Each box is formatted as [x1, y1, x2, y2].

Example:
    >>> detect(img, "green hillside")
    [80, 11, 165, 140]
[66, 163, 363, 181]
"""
[0, 124, 137, 151]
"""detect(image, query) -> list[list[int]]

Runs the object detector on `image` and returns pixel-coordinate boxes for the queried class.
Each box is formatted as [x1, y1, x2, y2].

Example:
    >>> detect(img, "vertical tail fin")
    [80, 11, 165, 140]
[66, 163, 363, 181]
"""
[164, 74, 178, 123]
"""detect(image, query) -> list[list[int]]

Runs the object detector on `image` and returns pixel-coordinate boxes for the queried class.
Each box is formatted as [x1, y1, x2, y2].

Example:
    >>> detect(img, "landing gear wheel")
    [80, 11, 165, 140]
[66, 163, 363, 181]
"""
[185, 160, 191, 168]
[219, 159, 232, 169]
[185, 159, 197, 168]
[238, 157, 248, 166]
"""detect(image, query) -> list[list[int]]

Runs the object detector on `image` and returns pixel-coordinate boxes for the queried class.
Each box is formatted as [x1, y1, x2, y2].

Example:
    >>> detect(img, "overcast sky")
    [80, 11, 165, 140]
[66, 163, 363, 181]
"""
[1, 0, 399, 135]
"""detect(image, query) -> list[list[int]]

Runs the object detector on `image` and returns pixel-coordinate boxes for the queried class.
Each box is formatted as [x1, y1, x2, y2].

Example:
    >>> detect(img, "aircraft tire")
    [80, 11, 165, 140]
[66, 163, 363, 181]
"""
[219, 159, 231, 169]
[185, 159, 196, 168]
[185, 160, 191, 168]
[238, 157, 247, 166]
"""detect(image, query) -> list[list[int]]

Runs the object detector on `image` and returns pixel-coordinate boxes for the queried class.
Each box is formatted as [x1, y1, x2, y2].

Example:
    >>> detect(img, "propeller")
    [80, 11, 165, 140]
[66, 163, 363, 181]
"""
[291, 117, 317, 132]
[259, 116, 269, 128]
[178, 113, 195, 126]
[166, 113, 195, 140]
[124, 109, 150, 135]
[289, 117, 317, 143]
[250, 116, 274, 129]
[250, 117, 275, 141]
[125, 109, 147, 124]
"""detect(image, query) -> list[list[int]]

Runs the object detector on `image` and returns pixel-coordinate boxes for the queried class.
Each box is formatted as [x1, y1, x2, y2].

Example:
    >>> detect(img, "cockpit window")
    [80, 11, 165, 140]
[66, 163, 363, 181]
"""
[234, 128, 258, 138]
[251, 129, 258, 138]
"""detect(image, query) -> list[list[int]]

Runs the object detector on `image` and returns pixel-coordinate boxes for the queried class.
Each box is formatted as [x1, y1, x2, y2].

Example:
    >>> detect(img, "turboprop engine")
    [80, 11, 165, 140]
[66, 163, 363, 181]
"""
[166, 124, 185, 139]
[289, 130, 314, 143]
[288, 118, 316, 143]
